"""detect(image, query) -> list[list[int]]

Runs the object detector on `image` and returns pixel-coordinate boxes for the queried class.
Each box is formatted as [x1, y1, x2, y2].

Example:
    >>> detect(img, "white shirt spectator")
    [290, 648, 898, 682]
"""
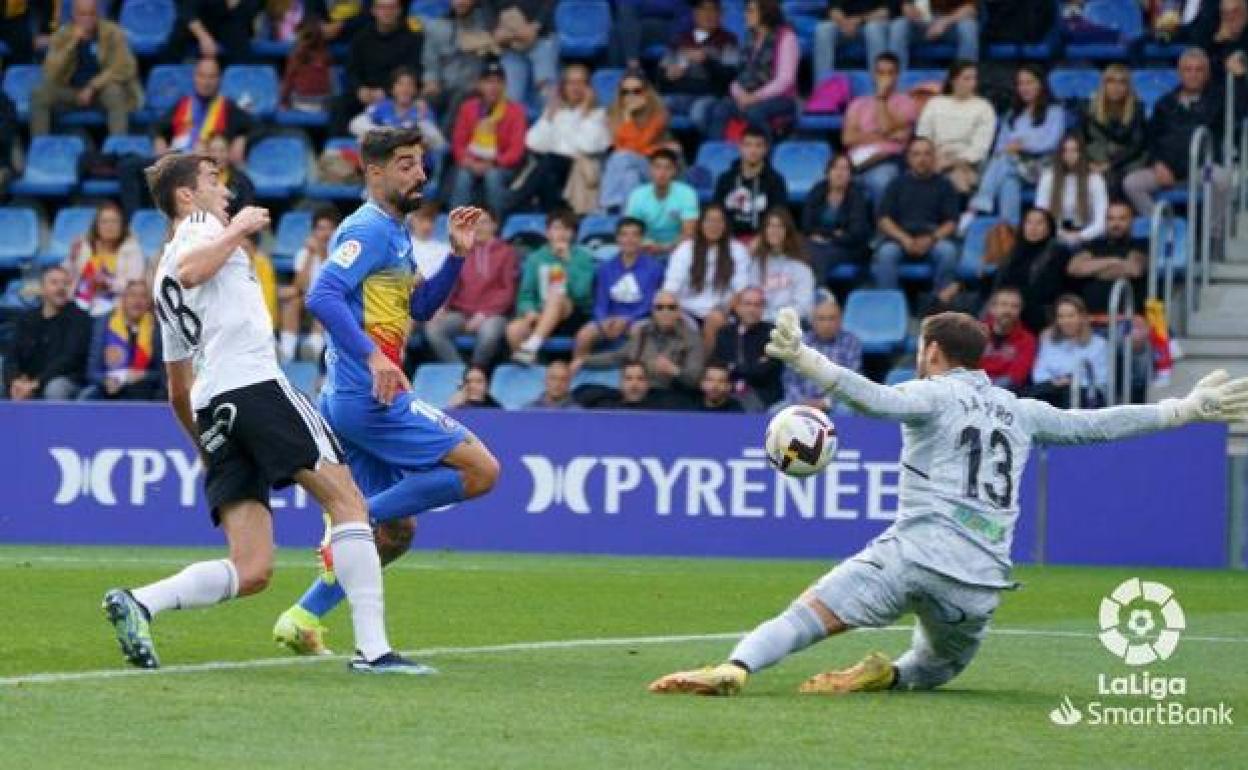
[1035, 168, 1109, 243]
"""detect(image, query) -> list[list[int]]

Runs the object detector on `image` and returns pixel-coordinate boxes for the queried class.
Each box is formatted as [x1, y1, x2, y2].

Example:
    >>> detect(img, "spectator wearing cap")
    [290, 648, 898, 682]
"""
[449, 56, 528, 216]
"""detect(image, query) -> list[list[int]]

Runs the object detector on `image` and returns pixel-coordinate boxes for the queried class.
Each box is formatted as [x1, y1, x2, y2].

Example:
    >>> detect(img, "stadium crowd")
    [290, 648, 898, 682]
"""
[1, 0, 1241, 413]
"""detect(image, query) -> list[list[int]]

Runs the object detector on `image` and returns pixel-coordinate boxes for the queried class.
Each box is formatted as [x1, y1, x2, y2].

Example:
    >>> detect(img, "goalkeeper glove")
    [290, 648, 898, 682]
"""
[1161, 369, 1248, 426]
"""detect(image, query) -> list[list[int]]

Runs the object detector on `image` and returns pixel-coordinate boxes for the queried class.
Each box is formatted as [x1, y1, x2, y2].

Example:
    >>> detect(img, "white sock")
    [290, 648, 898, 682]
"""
[521, 335, 544, 353]
[330, 522, 391, 661]
[131, 559, 239, 617]
[728, 603, 826, 673]
[279, 332, 299, 362]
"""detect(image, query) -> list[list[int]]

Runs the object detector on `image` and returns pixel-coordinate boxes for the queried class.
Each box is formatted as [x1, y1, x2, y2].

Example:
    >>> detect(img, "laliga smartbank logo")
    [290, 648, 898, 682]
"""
[1048, 578, 1234, 729]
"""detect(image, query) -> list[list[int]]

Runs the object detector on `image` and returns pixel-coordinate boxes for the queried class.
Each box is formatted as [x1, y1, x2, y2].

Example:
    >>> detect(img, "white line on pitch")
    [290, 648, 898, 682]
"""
[3, 625, 1246, 687]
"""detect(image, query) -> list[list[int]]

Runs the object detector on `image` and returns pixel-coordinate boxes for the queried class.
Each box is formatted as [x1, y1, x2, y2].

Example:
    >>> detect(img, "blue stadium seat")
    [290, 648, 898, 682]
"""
[0, 279, 39, 313]
[246, 136, 309, 198]
[957, 216, 1002, 280]
[721, 0, 745, 44]
[572, 366, 621, 390]
[1064, 0, 1143, 60]
[409, 0, 450, 20]
[283, 361, 320, 396]
[773, 141, 830, 204]
[1133, 215, 1188, 273]
[1048, 68, 1101, 102]
[2, 65, 41, 121]
[130, 208, 169, 259]
[897, 69, 945, 93]
[884, 366, 916, 386]
[222, 65, 280, 118]
[0, 208, 40, 270]
[137, 64, 193, 123]
[591, 68, 625, 108]
[502, 212, 548, 242]
[490, 364, 547, 410]
[120, 0, 176, 56]
[305, 137, 363, 200]
[591, 244, 619, 263]
[847, 70, 874, 98]
[412, 363, 466, 408]
[578, 213, 619, 246]
[38, 206, 98, 268]
[826, 262, 862, 283]
[1132, 69, 1179, 116]
[11, 135, 85, 196]
[276, 105, 330, 127]
[272, 210, 313, 273]
[687, 141, 739, 203]
[842, 289, 908, 355]
[80, 135, 157, 196]
[555, 0, 612, 58]
[789, 12, 818, 58]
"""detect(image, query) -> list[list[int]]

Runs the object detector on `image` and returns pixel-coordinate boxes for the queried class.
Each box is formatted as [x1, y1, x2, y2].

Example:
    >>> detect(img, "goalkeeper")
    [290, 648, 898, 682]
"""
[650, 309, 1248, 696]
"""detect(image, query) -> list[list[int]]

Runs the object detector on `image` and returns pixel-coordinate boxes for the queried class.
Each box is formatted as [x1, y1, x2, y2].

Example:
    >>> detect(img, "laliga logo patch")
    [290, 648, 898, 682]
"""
[331, 239, 362, 268]
[1098, 578, 1185, 666]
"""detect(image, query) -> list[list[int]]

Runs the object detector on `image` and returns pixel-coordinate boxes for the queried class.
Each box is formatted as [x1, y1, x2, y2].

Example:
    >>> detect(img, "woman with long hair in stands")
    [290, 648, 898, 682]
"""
[662, 203, 751, 350]
[600, 71, 671, 212]
[1036, 133, 1109, 249]
[749, 207, 815, 323]
[1081, 63, 1146, 194]
[64, 201, 146, 318]
[1028, 294, 1109, 408]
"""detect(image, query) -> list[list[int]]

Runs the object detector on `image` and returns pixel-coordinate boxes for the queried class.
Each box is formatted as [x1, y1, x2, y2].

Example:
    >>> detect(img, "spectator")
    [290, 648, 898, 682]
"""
[575, 290, 705, 405]
[350, 67, 447, 151]
[0, 1, 38, 63]
[492, 0, 559, 104]
[993, 208, 1070, 334]
[1202, 0, 1248, 81]
[585, 359, 667, 409]
[332, 0, 423, 135]
[874, 138, 960, 291]
[81, 280, 163, 401]
[447, 365, 503, 408]
[662, 203, 751, 348]
[182, 0, 263, 64]
[1145, 0, 1218, 45]
[750, 207, 815, 323]
[315, 0, 373, 44]
[449, 56, 527, 215]
[625, 149, 700, 254]
[425, 208, 518, 367]
[888, 0, 978, 71]
[511, 63, 611, 215]
[278, 205, 339, 363]
[573, 218, 665, 359]
[657, 0, 739, 130]
[1066, 200, 1148, 317]
[916, 61, 996, 195]
[814, 1, 892, 79]
[280, 19, 334, 114]
[1036, 134, 1109, 249]
[422, 0, 499, 123]
[983, 0, 1056, 47]
[1124, 48, 1230, 221]
[4, 267, 93, 401]
[65, 202, 146, 319]
[614, 0, 693, 69]
[980, 286, 1036, 393]
[1082, 64, 1148, 195]
[841, 51, 916, 202]
[963, 64, 1064, 229]
[710, 286, 781, 410]
[698, 362, 746, 412]
[781, 297, 862, 411]
[705, 0, 799, 141]
[527, 359, 579, 408]
[408, 202, 452, 279]
[507, 210, 597, 364]
[803, 153, 873, 284]
[31, 0, 142, 137]
[601, 72, 672, 212]
[197, 132, 256, 217]
[712, 126, 789, 238]
[1028, 294, 1109, 408]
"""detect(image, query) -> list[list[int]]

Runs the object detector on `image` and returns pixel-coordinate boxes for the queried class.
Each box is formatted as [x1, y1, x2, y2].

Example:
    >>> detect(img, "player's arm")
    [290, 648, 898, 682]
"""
[1024, 370, 1248, 445]
[765, 308, 937, 423]
[176, 207, 270, 289]
[410, 207, 481, 321]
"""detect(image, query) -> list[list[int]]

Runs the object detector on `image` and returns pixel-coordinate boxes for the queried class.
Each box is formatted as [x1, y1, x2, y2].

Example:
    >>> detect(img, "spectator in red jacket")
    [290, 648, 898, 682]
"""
[448, 56, 528, 216]
[980, 286, 1036, 393]
[423, 208, 519, 367]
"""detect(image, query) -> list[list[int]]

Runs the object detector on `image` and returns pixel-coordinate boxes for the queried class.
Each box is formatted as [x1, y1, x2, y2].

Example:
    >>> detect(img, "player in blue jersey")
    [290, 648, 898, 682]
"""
[272, 128, 500, 661]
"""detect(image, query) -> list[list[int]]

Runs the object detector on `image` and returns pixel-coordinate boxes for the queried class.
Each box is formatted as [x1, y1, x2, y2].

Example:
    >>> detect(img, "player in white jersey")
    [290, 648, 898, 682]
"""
[651, 309, 1248, 696]
[101, 153, 429, 674]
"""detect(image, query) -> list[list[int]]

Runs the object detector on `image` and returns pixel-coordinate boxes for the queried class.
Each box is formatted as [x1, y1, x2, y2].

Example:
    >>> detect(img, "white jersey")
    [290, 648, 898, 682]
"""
[823, 367, 1172, 588]
[153, 211, 282, 410]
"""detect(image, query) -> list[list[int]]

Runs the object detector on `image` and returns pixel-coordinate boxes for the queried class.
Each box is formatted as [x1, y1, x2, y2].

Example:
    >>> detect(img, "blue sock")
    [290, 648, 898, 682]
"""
[368, 466, 466, 523]
[297, 576, 346, 617]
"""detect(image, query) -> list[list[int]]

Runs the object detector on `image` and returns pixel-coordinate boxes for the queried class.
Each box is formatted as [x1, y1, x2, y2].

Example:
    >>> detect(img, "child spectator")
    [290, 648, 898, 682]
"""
[351, 67, 447, 151]
[573, 218, 665, 359]
[507, 209, 597, 364]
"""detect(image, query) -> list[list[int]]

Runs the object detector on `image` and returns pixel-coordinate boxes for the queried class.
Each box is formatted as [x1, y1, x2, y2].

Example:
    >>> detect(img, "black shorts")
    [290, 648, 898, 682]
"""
[553, 308, 589, 338]
[195, 378, 343, 525]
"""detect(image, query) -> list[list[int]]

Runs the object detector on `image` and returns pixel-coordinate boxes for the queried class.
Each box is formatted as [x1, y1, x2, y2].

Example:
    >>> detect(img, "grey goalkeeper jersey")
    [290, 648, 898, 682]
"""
[827, 367, 1173, 588]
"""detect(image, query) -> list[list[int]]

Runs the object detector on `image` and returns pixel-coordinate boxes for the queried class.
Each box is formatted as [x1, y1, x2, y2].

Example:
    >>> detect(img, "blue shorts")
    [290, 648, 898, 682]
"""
[319, 391, 469, 496]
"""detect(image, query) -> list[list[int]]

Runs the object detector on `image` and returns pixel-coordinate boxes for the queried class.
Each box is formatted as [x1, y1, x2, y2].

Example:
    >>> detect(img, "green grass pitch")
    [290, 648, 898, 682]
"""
[1, 545, 1244, 769]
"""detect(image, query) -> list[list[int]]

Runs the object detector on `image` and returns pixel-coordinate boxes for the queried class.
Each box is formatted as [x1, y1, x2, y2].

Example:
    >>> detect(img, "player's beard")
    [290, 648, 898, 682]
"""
[390, 183, 424, 215]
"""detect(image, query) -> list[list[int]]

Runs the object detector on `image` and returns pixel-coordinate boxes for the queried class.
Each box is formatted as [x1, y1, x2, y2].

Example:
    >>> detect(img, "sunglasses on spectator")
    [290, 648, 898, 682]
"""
[622, 87, 645, 95]
[654, 304, 680, 311]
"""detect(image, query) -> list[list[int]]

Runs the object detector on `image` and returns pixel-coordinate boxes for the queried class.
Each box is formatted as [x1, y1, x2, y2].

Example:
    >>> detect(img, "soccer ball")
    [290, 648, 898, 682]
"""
[765, 406, 837, 477]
